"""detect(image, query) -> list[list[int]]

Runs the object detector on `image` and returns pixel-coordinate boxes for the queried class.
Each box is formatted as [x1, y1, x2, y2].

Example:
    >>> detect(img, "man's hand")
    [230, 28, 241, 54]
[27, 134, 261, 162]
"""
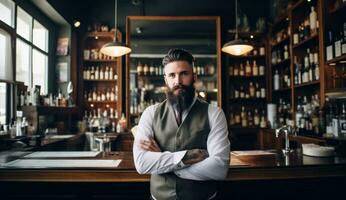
[139, 138, 161, 152]
[182, 149, 209, 165]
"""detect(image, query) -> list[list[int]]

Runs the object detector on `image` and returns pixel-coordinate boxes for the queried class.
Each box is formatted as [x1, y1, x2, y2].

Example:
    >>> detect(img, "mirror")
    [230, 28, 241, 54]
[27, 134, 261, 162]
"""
[126, 16, 221, 127]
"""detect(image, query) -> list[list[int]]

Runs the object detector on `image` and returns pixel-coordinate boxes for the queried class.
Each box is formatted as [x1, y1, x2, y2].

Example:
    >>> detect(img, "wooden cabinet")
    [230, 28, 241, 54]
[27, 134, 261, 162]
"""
[226, 32, 269, 150]
[80, 31, 123, 129]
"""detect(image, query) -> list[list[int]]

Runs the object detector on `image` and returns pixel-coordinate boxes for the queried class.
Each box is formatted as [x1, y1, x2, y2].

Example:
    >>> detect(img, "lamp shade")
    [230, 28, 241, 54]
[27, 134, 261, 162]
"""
[221, 38, 254, 56]
[100, 41, 132, 57]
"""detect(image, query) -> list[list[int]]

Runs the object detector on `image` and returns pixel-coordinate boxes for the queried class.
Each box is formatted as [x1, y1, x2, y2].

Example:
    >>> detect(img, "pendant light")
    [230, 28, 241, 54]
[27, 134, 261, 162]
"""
[221, 0, 253, 56]
[100, 0, 132, 57]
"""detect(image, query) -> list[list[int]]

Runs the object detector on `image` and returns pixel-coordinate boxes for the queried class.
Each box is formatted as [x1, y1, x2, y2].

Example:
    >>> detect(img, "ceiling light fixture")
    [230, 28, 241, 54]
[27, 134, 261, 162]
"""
[73, 20, 81, 28]
[221, 0, 253, 56]
[100, 0, 132, 57]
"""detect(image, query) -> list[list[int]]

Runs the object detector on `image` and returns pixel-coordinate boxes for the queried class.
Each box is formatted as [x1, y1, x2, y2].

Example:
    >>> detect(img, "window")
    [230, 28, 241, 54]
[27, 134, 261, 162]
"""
[16, 38, 31, 86]
[0, 28, 13, 81]
[33, 49, 47, 94]
[0, 82, 6, 124]
[33, 20, 48, 52]
[16, 6, 32, 41]
[15, 6, 49, 94]
[0, 0, 15, 27]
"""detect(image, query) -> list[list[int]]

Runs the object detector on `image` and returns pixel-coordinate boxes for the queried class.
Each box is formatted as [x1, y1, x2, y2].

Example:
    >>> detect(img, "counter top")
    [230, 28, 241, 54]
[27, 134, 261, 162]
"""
[0, 150, 346, 182]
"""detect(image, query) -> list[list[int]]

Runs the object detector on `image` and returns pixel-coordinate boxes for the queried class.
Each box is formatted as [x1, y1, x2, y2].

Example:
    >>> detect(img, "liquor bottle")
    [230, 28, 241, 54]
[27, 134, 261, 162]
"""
[241, 106, 248, 127]
[334, 29, 342, 58]
[339, 103, 346, 135]
[247, 111, 254, 127]
[303, 53, 309, 83]
[245, 61, 252, 76]
[254, 109, 260, 126]
[252, 61, 258, 76]
[90, 67, 95, 80]
[326, 31, 334, 61]
[284, 45, 289, 60]
[342, 22, 346, 55]
[274, 70, 280, 90]
[314, 53, 319, 80]
[249, 82, 255, 98]
[261, 87, 266, 98]
[100, 68, 104, 80]
[149, 63, 155, 75]
[95, 67, 99, 80]
[104, 66, 109, 80]
[239, 86, 245, 98]
[109, 67, 113, 80]
[255, 83, 261, 98]
[137, 62, 143, 76]
[143, 64, 149, 75]
[309, 6, 317, 34]
[260, 110, 267, 128]
[233, 64, 239, 76]
[86, 67, 90, 80]
[259, 65, 265, 76]
[239, 64, 245, 76]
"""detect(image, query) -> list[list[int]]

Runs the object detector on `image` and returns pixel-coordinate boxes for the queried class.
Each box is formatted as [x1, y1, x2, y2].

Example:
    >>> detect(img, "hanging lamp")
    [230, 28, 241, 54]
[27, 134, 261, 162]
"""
[100, 0, 132, 57]
[221, 0, 253, 56]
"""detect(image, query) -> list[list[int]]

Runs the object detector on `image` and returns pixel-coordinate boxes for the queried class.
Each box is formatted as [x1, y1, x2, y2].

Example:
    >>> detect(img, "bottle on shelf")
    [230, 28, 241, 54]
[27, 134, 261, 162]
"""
[245, 61, 252, 76]
[274, 70, 280, 90]
[326, 31, 334, 61]
[252, 61, 259, 76]
[309, 6, 317, 34]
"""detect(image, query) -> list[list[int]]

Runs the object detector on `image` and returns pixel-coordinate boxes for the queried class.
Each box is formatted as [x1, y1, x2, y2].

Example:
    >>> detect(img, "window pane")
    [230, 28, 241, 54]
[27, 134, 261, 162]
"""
[16, 6, 32, 41]
[0, 82, 6, 124]
[0, 28, 13, 81]
[33, 20, 48, 52]
[16, 39, 30, 86]
[0, 0, 14, 27]
[33, 49, 47, 94]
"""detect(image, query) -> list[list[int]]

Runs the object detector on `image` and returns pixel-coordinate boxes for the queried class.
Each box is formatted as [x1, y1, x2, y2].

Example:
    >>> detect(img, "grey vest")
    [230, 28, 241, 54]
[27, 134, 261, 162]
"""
[151, 98, 217, 200]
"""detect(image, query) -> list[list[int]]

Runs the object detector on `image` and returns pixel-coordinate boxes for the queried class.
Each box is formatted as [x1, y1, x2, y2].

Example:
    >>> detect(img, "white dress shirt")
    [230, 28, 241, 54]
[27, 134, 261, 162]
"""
[133, 98, 230, 181]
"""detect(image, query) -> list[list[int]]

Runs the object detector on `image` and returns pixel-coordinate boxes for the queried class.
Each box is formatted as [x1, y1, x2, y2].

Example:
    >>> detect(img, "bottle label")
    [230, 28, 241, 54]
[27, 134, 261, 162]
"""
[340, 120, 346, 134]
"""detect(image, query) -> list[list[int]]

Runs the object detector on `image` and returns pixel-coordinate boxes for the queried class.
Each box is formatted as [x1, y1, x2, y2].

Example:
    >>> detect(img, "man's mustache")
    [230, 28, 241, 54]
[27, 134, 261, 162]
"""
[172, 84, 188, 91]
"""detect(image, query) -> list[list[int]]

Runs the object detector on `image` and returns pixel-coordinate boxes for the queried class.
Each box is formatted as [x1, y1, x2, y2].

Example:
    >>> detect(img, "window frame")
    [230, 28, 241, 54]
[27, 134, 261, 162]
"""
[0, 0, 51, 125]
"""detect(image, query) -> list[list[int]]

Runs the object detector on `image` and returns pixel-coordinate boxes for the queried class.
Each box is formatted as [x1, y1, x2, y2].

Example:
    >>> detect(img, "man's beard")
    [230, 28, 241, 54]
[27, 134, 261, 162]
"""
[166, 82, 195, 111]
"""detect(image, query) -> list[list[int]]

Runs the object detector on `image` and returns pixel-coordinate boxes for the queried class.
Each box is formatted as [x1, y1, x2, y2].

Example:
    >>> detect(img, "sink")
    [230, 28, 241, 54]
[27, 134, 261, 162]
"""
[302, 144, 335, 157]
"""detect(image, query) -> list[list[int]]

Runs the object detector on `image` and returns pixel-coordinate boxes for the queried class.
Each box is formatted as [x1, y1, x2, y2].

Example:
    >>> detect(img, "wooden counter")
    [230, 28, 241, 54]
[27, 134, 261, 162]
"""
[0, 151, 345, 199]
[0, 150, 345, 182]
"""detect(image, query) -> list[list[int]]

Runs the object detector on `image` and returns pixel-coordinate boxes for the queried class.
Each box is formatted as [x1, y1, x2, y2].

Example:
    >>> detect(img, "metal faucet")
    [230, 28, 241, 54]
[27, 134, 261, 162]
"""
[275, 125, 296, 155]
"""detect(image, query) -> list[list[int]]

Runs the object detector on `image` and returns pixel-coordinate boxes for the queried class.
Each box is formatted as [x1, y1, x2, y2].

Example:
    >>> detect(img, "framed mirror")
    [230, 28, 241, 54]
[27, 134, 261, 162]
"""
[126, 16, 221, 127]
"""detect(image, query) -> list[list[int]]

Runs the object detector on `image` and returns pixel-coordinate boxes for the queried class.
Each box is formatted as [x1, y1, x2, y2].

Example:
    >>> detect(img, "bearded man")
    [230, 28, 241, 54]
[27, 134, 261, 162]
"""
[133, 48, 230, 200]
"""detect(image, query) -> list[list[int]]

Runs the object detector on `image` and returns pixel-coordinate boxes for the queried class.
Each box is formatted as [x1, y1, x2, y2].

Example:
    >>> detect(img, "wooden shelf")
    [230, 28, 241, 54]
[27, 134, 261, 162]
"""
[273, 87, 291, 92]
[271, 58, 290, 68]
[84, 79, 117, 82]
[325, 88, 346, 99]
[84, 59, 117, 62]
[229, 75, 266, 79]
[292, 33, 318, 49]
[271, 37, 290, 49]
[325, 54, 346, 66]
[86, 101, 117, 104]
[22, 106, 79, 115]
[289, 134, 325, 144]
[229, 98, 266, 101]
[229, 126, 267, 131]
[294, 80, 320, 88]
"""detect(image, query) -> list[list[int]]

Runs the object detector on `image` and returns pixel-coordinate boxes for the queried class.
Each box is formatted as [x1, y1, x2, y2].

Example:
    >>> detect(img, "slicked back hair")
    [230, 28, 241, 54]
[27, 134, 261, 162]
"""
[162, 48, 194, 68]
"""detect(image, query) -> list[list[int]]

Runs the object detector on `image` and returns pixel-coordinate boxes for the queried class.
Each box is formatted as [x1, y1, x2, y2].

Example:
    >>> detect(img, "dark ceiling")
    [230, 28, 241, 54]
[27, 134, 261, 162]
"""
[47, 0, 271, 35]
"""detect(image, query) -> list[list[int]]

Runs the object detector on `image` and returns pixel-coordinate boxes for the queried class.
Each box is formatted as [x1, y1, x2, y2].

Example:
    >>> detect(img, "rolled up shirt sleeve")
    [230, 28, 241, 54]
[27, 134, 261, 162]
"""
[133, 105, 187, 175]
[174, 106, 230, 180]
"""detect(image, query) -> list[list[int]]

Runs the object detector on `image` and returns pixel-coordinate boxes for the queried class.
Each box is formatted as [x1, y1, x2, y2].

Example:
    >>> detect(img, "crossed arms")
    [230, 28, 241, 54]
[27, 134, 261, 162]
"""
[133, 105, 230, 181]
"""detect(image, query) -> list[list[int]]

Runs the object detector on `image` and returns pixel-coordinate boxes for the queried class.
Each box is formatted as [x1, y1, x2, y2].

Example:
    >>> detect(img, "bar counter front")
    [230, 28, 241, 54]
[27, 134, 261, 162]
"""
[1, 148, 346, 200]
